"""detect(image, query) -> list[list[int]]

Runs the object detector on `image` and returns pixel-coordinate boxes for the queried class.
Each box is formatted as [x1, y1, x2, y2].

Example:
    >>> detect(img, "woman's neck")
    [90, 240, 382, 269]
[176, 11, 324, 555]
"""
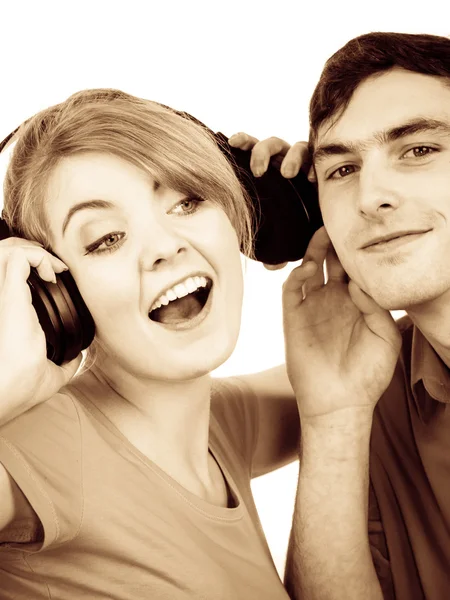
[88, 358, 216, 490]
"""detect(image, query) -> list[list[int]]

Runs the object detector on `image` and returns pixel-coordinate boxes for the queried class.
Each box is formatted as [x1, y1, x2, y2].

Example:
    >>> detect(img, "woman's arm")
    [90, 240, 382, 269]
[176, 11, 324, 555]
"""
[237, 364, 300, 477]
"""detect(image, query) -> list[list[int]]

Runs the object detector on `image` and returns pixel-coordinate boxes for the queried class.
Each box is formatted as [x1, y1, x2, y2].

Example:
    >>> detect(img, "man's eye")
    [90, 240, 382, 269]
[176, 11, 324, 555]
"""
[401, 146, 436, 159]
[328, 165, 357, 180]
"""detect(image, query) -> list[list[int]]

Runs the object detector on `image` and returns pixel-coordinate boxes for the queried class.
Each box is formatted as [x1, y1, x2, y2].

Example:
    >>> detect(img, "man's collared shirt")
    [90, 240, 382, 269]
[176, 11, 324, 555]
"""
[369, 316, 450, 600]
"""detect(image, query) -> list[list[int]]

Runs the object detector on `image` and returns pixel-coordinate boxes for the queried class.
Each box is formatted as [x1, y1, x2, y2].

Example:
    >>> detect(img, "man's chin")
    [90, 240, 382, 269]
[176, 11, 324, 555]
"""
[364, 286, 434, 313]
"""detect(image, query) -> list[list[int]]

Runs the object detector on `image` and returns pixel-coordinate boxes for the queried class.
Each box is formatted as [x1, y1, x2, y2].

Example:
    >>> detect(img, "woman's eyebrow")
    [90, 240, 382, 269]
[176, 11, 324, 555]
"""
[62, 199, 115, 237]
[313, 117, 450, 166]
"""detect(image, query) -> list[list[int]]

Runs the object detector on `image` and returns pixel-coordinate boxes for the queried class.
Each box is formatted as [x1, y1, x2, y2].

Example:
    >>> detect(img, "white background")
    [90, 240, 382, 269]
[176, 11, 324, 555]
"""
[1, 0, 448, 577]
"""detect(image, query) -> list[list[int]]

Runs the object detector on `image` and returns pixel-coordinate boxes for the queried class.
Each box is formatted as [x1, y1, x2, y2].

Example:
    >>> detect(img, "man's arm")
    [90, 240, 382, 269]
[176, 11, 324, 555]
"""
[229, 133, 399, 598]
[276, 233, 401, 600]
[284, 409, 383, 600]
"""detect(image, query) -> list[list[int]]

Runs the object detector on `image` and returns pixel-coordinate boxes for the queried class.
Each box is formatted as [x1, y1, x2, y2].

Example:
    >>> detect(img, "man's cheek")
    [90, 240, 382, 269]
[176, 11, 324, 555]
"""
[332, 244, 358, 282]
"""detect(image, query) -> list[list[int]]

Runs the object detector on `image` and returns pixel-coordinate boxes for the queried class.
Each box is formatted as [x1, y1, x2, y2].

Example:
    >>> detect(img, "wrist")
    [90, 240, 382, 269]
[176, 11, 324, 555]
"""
[300, 406, 375, 430]
[300, 408, 374, 464]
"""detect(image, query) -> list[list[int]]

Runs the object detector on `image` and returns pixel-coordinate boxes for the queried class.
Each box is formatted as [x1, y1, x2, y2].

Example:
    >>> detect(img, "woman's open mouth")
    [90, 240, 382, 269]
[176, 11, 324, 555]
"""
[148, 277, 213, 329]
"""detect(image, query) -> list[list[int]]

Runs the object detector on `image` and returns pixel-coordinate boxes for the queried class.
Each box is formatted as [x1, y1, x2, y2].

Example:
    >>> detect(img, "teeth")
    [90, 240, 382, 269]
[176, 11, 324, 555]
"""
[185, 277, 197, 293]
[149, 275, 209, 313]
[173, 283, 189, 298]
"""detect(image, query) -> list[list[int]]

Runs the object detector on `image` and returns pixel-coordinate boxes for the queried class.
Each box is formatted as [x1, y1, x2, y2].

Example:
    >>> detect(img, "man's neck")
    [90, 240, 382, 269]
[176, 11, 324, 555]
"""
[407, 289, 450, 368]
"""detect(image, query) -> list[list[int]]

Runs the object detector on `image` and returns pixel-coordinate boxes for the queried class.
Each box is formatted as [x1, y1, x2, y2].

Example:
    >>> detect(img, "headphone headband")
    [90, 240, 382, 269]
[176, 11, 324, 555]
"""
[0, 101, 321, 364]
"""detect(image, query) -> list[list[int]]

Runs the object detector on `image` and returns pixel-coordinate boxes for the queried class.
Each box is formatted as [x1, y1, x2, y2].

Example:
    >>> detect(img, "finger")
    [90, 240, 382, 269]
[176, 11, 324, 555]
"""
[5, 239, 68, 271]
[282, 260, 318, 310]
[301, 227, 332, 292]
[31, 253, 64, 283]
[4, 237, 44, 249]
[348, 280, 385, 316]
[45, 352, 84, 396]
[57, 352, 84, 380]
[325, 244, 347, 283]
[348, 280, 402, 352]
[228, 132, 260, 151]
[1, 248, 33, 310]
[2, 245, 68, 281]
[263, 262, 288, 271]
[280, 142, 311, 178]
[307, 165, 317, 183]
[249, 137, 291, 177]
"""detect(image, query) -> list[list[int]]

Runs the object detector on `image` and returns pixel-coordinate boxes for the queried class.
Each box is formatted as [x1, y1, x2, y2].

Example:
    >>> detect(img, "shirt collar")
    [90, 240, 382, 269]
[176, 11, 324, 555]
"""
[411, 325, 450, 404]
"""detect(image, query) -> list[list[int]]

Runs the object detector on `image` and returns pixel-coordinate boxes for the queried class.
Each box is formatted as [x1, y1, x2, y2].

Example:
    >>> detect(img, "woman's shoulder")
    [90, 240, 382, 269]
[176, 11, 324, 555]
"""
[0, 387, 81, 440]
[210, 377, 259, 460]
[0, 385, 86, 552]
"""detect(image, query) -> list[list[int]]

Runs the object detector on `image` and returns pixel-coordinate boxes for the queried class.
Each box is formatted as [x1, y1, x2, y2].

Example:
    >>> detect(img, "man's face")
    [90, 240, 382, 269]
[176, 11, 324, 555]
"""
[314, 68, 450, 311]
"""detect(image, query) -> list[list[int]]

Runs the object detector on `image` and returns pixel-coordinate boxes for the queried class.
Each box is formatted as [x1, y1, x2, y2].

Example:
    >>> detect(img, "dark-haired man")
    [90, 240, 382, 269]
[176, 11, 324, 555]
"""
[231, 32, 450, 600]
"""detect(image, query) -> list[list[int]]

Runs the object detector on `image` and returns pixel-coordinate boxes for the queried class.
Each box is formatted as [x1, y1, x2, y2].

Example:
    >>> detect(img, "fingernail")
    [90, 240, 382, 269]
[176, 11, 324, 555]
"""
[51, 274, 57, 284]
[252, 161, 264, 177]
[282, 165, 295, 178]
[228, 134, 240, 144]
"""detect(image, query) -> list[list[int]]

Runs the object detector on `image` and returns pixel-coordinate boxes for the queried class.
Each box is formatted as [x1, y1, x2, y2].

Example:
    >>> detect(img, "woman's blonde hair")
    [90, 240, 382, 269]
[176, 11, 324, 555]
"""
[2, 88, 255, 372]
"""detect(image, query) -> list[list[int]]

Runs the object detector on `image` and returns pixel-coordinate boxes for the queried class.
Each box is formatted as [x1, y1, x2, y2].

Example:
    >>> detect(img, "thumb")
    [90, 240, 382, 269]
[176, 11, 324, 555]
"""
[47, 353, 84, 392]
[263, 262, 288, 270]
[282, 260, 318, 310]
[348, 281, 401, 351]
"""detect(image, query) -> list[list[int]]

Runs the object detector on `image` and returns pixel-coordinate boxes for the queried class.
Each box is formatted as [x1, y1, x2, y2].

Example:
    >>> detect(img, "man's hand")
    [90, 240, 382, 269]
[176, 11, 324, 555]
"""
[282, 227, 402, 423]
[228, 132, 311, 270]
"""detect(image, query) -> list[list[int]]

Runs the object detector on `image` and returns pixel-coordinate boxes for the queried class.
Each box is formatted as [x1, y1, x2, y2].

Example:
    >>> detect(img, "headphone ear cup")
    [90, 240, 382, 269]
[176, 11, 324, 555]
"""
[28, 269, 95, 366]
[214, 132, 322, 264]
[0, 218, 95, 366]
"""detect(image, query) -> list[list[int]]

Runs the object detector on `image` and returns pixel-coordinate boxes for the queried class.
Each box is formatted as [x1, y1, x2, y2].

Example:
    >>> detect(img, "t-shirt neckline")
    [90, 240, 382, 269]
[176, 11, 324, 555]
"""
[69, 368, 244, 522]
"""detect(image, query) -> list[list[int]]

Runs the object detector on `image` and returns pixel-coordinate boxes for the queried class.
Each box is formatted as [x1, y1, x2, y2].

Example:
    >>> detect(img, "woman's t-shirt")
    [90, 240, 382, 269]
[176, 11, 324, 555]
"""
[0, 368, 289, 600]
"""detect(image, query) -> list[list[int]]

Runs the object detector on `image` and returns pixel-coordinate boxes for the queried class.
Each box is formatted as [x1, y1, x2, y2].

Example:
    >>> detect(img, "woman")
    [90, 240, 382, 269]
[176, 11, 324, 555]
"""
[0, 88, 301, 599]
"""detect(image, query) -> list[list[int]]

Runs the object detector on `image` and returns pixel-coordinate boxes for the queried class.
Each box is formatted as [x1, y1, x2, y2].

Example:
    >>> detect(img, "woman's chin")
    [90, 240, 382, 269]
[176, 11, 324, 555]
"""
[165, 346, 236, 381]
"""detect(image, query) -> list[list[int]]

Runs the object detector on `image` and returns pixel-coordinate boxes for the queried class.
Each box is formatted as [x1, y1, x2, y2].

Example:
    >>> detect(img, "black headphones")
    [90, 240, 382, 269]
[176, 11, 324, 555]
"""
[0, 108, 322, 366]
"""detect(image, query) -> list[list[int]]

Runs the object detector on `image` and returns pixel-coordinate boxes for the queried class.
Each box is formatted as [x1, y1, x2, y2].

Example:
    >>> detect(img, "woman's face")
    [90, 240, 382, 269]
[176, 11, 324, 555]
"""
[45, 152, 244, 381]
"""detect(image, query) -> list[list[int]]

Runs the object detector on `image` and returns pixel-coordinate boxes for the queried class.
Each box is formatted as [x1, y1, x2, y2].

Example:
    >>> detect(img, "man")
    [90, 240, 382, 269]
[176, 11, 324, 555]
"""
[230, 31, 450, 599]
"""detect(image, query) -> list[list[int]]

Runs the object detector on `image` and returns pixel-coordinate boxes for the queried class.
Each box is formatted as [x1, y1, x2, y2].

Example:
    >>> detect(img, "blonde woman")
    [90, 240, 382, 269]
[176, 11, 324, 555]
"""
[0, 89, 314, 599]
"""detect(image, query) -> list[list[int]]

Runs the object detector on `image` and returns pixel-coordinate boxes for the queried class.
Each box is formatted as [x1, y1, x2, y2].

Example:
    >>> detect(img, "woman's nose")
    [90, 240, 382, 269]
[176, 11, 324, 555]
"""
[141, 220, 187, 270]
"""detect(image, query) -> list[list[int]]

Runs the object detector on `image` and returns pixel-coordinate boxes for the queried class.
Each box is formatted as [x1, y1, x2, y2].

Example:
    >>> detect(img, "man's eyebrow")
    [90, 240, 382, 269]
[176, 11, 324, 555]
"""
[61, 180, 161, 236]
[313, 118, 450, 166]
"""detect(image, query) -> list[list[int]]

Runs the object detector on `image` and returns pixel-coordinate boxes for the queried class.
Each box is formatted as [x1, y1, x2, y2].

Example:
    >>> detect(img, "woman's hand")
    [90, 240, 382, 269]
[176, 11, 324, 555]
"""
[0, 237, 82, 426]
[282, 227, 402, 423]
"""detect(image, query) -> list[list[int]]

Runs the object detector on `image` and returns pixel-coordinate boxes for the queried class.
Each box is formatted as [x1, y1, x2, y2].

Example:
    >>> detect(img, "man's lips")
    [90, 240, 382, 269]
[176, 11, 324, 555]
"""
[361, 229, 432, 249]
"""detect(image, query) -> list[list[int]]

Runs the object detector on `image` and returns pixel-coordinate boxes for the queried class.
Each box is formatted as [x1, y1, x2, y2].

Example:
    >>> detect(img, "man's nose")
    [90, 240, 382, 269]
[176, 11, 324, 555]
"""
[356, 162, 402, 219]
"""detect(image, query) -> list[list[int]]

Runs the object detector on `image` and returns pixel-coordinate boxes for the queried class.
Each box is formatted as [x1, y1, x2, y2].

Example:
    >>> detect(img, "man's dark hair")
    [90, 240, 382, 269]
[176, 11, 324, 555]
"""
[309, 32, 450, 146]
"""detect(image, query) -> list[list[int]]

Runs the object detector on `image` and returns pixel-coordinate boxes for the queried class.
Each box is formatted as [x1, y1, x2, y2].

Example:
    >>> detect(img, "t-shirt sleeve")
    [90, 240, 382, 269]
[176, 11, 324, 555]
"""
[0, 392, 84, 553]
[210, 376, 260, 475]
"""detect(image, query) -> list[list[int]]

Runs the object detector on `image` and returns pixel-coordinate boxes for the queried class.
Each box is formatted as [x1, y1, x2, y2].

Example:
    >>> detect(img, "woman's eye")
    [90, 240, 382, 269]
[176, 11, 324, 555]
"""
[84, 231, 126, 255]
[328, 165, 357, 180]
[402, 146, 436, 159]
[171, 196, 204, 215]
